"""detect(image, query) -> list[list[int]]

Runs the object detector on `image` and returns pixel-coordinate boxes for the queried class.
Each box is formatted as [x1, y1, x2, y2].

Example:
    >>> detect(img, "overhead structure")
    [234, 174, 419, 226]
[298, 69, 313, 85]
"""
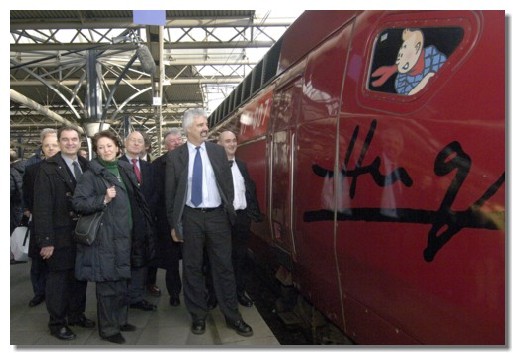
[10, 10, 299, 156]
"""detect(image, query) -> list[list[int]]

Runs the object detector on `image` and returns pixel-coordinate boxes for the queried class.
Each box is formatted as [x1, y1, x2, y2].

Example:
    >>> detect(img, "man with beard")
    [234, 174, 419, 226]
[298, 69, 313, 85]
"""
[165, 109, 253, 337]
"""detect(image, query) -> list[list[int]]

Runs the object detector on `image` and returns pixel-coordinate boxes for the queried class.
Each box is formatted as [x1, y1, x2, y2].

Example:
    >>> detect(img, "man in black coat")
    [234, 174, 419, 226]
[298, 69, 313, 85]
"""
[120, 130, 158, 311]
[216, 130, 262, 307]
[165, 108, 253, 337]
[33, 126, 95, 340]
[22, 128, 60, 307]
[153, 128, 184, 306]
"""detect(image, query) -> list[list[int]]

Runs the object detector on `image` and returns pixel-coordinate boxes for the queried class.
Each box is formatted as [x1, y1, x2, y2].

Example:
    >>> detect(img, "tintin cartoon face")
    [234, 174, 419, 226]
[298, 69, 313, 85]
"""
[395, 29, 424, 74]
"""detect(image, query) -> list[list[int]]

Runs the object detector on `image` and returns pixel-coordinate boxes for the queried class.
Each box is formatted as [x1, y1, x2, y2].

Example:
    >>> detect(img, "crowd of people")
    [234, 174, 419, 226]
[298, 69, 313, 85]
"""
[9, 108, 261, 344]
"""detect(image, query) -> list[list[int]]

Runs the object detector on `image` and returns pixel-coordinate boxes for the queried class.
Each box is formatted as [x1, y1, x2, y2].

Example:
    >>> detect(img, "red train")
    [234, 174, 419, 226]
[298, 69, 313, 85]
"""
[209, 10, 505, 345]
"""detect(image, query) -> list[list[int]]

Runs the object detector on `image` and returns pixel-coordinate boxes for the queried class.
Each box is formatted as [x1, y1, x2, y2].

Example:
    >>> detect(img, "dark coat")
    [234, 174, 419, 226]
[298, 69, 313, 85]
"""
[165, 141, 236, 240]
[32, 152, 89, 270]
[119, 154, 158, 267]
[235, 159, 262, 222]
[153, 152, 182, 269]
[72, 159, 155, 282]
[22, 161, 43, 258]
[10, 162, 24, 233]
[119, 155, 157, 215]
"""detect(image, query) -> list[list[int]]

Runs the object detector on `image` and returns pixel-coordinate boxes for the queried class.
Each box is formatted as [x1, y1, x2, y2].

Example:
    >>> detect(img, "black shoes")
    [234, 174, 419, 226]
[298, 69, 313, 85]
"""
[237, 293, 253, 307]
[68, 316, 96, 328]
[147, 284, 162, 297]
[227, 319, 254, 337]
[130, 299, 157, 311]
[102, 332, 125, 344]
[120, 323, 137, 332]
[169, 294, 180, 307]
[191, 320, 206, 335]
[51, 326, 76, 340]
[28, 295, 45, 307]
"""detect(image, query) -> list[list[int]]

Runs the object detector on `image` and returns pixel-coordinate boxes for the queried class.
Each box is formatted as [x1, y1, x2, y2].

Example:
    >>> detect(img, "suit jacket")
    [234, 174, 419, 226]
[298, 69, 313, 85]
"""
[235, 159, 262, 222]
[165, 141, 235, 240]
[120, 154, 157, 216]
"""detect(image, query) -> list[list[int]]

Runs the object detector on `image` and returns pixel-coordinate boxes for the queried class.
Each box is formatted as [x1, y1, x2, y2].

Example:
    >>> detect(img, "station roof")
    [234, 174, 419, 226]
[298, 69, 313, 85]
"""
[10, 10, 300, 155]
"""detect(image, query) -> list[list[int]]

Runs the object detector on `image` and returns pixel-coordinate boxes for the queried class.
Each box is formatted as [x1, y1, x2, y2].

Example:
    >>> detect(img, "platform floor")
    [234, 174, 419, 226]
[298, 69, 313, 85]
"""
[10, 260, 280, 347]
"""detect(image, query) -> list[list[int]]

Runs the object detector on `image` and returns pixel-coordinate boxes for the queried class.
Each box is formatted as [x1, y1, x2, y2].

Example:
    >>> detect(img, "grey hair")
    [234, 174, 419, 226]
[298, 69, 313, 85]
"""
[163, 127, 182, 140]
[182, 108, 208, 136]
[40, 128, 57, 143]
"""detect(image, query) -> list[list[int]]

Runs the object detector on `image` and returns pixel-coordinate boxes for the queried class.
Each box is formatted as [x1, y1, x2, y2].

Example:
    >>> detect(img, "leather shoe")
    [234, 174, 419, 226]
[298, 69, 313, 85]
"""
[120, 323, 137, 332]
[130, 299, 157, 311]
[51, 326, 76, 340]
[102, 332, 125, 344]
[227, 319, 253, 337]
[237, 293, 253, 307]
[28, 295, 45, 307]
[69, 316, 95, 328]
[147, 284, 161, 297]
[191, 320, 206, 335]
[169, 295, 180, 307]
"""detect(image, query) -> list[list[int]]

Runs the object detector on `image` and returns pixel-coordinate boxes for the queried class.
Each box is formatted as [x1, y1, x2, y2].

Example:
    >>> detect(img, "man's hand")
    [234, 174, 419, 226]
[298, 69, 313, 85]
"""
[40, 246, 55, 260]
[170, 229, 183, 243]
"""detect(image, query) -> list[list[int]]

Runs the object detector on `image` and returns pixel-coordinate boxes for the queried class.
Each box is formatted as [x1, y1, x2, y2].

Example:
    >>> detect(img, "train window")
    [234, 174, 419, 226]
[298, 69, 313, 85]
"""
[368, 27, 463, 95]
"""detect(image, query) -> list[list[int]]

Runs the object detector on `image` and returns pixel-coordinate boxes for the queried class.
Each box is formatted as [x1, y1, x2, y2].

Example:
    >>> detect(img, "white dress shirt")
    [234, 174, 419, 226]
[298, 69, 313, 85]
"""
[186, 142, 222, 208]
[231, 159, 247, 211]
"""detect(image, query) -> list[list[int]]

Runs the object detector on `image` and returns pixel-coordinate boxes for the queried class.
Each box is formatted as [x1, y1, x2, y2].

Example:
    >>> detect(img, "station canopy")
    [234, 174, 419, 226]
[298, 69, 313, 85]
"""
[10, 10, 301, 156]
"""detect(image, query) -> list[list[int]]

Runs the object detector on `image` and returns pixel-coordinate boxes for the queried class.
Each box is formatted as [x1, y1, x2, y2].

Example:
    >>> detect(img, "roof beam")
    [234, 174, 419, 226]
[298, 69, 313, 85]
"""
[11, 19, 292, 30]
[10, 77, 244, 86]
[11, 40, 275, 52]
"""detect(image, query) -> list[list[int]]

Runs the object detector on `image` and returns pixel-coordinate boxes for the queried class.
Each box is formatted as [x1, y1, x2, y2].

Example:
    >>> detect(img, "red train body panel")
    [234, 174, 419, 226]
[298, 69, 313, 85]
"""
[210, 10, 505, 345]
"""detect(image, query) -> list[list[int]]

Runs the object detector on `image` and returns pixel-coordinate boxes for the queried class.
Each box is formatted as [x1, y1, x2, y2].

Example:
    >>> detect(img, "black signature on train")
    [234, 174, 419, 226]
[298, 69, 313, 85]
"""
[303, 119, 505, 262]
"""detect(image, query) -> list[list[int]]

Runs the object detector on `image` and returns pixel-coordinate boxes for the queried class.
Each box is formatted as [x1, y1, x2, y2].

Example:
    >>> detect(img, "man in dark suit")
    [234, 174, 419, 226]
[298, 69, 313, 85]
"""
[165, 108, 253, 337]
[217, 130, 262, 307]
[23, 128, 60, 308]
[153, 128, 184, 307]
[120, 130, 157, 311]
[33, 126, 95, 340]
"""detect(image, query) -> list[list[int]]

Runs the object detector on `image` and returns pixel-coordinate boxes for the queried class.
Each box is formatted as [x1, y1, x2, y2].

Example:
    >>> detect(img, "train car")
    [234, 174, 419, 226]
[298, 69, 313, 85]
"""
[208, 10, 505, 345]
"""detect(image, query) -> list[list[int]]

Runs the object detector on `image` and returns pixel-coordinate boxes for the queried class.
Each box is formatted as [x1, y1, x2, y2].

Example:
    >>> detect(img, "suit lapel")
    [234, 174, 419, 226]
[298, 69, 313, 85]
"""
[55, 154, 76, 190]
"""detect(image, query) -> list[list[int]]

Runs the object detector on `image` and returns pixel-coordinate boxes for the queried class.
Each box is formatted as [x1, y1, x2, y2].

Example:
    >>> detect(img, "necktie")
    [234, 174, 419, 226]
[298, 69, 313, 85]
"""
[72, 161, 82, 180]
[191, 146, 203, 207]
[131, 158, 142, 183]
[228, 160, 234, 168]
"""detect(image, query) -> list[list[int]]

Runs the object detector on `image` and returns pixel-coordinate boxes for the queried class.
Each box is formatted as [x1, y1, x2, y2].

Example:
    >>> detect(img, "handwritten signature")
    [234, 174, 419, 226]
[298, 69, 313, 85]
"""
[303, 120, 505, 262]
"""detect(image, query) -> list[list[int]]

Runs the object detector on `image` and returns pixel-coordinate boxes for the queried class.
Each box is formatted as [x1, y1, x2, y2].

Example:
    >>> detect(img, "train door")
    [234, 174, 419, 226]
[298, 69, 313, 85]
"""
[292, 19, 355, 331]
[268, 75, 302, 259]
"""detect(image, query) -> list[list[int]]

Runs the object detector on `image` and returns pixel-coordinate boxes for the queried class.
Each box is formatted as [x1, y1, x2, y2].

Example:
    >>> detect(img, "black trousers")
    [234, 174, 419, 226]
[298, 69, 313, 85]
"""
[45, 268, 87, 332]
[231, 210, 251, 295]
[30, 255, 48, 297]
[128, 266, 147, 304]
[96, 280, 129, 338]
[182, 206, 241, 324]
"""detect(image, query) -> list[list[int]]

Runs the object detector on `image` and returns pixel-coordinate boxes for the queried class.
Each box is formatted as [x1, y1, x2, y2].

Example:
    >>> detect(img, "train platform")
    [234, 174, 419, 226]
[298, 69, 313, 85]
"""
[10, 260, 280, 347]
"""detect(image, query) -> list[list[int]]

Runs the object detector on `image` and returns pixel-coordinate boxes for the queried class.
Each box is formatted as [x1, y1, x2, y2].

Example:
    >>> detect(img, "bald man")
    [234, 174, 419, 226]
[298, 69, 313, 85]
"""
[120, 131, 158, 311]
[152, 128, 184, 306]
[216, 130, 262, 307]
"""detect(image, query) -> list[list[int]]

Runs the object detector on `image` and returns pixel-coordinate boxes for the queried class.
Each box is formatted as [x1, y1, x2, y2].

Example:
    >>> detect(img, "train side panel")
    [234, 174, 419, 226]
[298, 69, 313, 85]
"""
[211, 10, 504, 345]
[331, 10, 504, 344]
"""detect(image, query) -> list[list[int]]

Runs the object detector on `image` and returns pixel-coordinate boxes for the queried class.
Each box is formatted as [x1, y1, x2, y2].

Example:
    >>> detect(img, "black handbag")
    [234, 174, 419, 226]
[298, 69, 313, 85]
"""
[74, 210, 104, 245]
[74, 177, 109, 246]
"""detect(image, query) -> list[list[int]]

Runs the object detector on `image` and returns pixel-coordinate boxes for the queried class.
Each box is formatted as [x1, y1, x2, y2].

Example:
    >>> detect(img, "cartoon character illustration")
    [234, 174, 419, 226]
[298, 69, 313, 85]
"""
[371, 28, 447, 95]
